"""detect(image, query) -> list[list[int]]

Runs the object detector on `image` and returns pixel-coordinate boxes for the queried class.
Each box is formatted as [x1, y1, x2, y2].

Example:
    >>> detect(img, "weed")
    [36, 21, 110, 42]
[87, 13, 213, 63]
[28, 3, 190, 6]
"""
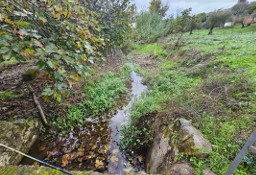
[0, 90, 23, 100]
[84, 72, 128, 116]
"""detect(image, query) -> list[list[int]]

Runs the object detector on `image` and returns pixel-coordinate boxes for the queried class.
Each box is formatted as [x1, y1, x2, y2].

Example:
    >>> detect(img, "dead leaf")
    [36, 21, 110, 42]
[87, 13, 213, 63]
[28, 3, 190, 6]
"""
[124, 166, 133, 173]
[95, 159, 104, 169]
[38, 145, 46, 151]
[61, 154, 69, 167]
[91, 145, 97, 150]
[112, 149, 119, 155]
[110, 156, 118, 163]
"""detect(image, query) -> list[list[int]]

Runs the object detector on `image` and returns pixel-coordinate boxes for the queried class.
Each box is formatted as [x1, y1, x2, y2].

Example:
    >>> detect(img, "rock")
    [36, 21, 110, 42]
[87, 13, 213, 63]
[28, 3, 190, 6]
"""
[0, 119, 39, 166]
[146, 126, 172, 174]
[137, 171, 147, 175]
[166, 161, 194, 175]
[173, 119, 212, 158]
[21, 68, 40, 81]
[203, 168, 216, 175]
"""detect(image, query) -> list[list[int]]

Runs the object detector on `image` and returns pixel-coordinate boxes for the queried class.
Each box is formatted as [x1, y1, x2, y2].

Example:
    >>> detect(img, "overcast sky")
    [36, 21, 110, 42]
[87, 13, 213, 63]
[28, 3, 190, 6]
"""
[131, 0, 256, 15]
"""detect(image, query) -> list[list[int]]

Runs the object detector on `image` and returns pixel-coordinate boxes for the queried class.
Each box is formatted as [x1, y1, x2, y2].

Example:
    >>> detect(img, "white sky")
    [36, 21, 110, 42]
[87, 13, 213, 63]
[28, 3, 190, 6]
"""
[131, 0, 256, 16]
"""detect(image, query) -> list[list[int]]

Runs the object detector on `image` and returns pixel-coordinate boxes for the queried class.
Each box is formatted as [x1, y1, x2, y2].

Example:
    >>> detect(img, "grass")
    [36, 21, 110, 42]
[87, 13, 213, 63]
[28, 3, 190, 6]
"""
[123, 24, 256, 174]
[53, 64, 132, 132]
[0, 90, 23, 100]
[131, 43, 168, 59]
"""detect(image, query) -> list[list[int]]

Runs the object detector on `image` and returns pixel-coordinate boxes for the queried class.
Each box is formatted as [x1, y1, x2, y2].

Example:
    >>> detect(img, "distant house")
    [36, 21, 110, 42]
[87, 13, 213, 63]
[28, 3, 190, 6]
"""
[224, 22, 233, 27]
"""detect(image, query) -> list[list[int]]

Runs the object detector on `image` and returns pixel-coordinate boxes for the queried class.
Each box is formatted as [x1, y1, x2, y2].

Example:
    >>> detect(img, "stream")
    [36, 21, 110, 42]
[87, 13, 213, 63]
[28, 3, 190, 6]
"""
[107, 71, 147, 174]
[21, 69, 147, 174]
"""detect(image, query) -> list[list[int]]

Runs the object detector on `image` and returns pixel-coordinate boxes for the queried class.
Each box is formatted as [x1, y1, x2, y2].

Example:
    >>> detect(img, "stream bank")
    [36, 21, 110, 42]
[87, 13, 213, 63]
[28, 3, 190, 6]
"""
[19, 68, 147, 174]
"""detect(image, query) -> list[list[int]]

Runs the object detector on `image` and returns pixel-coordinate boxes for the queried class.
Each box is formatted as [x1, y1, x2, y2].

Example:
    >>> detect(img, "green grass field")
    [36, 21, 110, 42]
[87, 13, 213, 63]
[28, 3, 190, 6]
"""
[124, 25, 256, 175]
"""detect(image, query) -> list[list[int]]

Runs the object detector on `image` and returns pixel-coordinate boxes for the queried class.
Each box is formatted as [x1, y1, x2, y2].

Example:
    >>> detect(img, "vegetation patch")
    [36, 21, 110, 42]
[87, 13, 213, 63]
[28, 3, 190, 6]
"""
[0, 90, 23, 100]
[52, 65, 132, 132]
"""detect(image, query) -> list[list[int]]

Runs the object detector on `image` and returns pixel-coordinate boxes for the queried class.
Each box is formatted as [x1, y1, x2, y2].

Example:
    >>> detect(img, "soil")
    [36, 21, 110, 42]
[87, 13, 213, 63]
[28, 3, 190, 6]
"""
[0, 62, 54, 121]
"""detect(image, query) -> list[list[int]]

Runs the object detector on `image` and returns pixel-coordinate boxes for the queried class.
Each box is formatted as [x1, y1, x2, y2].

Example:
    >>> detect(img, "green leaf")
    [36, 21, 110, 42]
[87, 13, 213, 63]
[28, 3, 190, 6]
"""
[0, 47, 10, 54]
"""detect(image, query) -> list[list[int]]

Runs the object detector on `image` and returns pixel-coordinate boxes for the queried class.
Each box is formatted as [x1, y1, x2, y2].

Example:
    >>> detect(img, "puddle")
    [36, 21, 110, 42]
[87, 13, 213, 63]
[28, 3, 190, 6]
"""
[21, 69, 147, 174]
[107, 71, 147, 174]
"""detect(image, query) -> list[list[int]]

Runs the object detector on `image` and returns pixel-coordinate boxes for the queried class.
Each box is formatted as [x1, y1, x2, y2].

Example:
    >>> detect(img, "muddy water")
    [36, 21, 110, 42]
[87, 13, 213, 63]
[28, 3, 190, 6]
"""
[107, 71, 147, 174]
[21, 70, 147, 174]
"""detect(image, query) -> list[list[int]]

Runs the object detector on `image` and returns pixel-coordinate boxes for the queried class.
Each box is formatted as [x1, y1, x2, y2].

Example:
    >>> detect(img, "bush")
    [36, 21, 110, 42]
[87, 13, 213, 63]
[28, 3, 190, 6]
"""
[133, 12, 172, 42]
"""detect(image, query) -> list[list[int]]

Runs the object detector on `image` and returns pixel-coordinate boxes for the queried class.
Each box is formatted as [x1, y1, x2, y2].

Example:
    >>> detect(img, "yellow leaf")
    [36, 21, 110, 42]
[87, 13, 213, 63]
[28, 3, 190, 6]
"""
[110, 156, 118, 163]
[61, 154, 69, 167]
[112, 149, 119, 155]
[0, 13, 5, 22]
[95, 159, 104, 168]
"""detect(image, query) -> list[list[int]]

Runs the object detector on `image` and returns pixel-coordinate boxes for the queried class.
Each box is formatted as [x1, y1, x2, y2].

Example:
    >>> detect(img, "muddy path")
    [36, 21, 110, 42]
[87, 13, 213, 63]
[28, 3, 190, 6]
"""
[21, 68, 148, 174]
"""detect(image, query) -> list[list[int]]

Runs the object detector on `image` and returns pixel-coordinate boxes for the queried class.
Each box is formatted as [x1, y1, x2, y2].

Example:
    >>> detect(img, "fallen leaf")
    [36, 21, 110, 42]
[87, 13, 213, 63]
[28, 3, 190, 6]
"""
[112, 149, 119, 155]
[110, 156, 118, 163]
[95, 159, 104, 168]
[124, 166, 133, 173]
[38, 145, 46, 151]
[91, 145, 97, 150]
[61, 154, 69, 167]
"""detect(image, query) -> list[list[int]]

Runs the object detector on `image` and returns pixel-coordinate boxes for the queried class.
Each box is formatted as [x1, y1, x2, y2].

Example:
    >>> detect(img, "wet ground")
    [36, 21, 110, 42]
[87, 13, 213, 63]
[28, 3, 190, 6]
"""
[107, 71, 147, 174]
[21, 70, 148, 174]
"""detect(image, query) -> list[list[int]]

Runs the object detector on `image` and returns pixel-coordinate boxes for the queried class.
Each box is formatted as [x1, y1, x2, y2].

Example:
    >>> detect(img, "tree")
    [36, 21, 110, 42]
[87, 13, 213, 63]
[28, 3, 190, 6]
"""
[133, 11, 172, 42]
[206, 10, 232, 35]
[149, 0, 169, 17]
[83, 0, 134, 48]
[0, 0, 132, 101]
[232, 0, 249, 28]
[248, 1, 256, 14]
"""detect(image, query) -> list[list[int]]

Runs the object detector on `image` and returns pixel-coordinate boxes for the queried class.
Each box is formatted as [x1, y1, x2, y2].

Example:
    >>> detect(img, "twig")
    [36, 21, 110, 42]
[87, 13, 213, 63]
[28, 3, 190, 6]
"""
[28, 85, 48, 126]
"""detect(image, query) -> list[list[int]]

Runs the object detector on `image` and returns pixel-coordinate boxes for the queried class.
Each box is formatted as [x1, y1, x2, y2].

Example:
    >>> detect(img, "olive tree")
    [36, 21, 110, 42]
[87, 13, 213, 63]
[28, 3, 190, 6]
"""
[149, 0, 169, 17]
[206, 10, 232, 35]
[232, 0, 249, 28]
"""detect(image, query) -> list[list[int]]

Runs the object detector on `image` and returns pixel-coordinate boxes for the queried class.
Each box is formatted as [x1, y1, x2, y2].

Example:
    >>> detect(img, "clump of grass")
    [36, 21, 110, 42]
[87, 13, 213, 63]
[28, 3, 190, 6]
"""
[134, 43, 168, 59]
[53, 65, 132, 132]
[0, 90, 23, 100]
[84, 72, 128, 116]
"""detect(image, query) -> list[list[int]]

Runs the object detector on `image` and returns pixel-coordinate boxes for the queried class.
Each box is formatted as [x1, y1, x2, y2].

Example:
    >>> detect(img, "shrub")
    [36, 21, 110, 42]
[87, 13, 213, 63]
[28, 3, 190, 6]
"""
[133, 12, 172, 42]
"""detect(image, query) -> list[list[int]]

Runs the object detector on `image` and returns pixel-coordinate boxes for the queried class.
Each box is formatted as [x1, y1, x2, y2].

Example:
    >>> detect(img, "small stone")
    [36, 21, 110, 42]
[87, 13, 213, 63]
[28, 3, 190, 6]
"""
[166, 161, 194, 175]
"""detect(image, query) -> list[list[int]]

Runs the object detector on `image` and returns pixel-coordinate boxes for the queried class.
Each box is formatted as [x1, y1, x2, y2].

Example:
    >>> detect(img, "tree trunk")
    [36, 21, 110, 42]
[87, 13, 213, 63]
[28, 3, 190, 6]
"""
[208, 26, 214, 35]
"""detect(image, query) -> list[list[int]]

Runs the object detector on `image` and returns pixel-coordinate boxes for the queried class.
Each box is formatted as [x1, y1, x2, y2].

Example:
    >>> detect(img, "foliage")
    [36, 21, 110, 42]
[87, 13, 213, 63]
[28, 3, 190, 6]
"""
[173, 8, 192, 33]
[133, 43, 168, 59]
[54, 104, 85, 131]
[205, 9, 232, 34]
[232, 1, 249, 16]
[52, 65, 131, 131]
[248, 1, 256, 14]
[149, 0, 169, 17]
[133, 11, 172, 42]
[84, 0, 134, 48]
[0, 0, 105, 100]
[84, 72, 128, 116]
[0, 0, 133, 101]
[120, 125, 152, 150]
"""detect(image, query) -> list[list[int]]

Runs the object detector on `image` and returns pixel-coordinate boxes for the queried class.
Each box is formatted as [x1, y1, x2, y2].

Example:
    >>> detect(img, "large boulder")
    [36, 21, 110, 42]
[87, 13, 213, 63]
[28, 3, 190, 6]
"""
[146, 126, 175, 174]
[0, 119, 39, 166]
[166, 161, 194, 175]
[173, 119, 212, 158]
